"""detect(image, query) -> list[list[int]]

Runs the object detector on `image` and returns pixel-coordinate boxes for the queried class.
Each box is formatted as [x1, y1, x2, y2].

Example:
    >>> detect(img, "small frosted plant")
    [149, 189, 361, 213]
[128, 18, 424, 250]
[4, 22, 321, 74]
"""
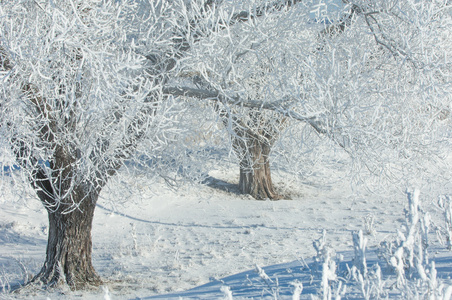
[444, 286, 452, 300]
[255, 265, 280, 299]
[130, 222, 139, 255]
[390, 246, 407, 288]
[375, 189, 433, 288]
[349, 263, 386, 300]
[321, 250, 345, 300]
[368, 264, 386, 299]
[333, 281, 347, 300]
[321, 250, 337, 300]
[403, 189, 431, 279]
[103, 286, 111, 300]
[427, 261, 438, 298]
[255, 265, 273, 286]
[438, 195, 452, 250]
[290, 280, 303, 300]
[391, 190, 431, 282]
[312, 230, 344, 300]
[352, 230, 368, 277]
[0, 271, 11, 294]
[350, 265, 369, 300]
[313, 230, 329, 273]
[363, 214, 376, 236]
[220, 286, 233, 300]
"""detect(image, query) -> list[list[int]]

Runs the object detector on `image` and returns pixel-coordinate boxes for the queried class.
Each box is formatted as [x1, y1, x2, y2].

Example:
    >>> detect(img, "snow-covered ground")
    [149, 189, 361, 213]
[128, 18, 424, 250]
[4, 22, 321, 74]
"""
[1, 154, 452, 299]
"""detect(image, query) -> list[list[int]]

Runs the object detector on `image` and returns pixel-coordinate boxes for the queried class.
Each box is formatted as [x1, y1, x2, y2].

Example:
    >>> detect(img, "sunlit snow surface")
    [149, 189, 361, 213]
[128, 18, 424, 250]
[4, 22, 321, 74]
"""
[1, 152, 452, 299]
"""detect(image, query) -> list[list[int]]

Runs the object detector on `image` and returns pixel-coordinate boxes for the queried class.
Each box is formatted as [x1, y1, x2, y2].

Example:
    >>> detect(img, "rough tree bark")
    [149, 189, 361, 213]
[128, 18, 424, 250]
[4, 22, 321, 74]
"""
[32, 188, 102, 289]
[20, 144, 105, 289]
[237, 131, 281, 200]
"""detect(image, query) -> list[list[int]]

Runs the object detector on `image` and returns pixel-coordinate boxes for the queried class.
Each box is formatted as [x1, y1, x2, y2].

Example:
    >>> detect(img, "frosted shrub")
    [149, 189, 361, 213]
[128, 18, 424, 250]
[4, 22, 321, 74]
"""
[312, 231, 345, 300]
[348, 263, 386, 300]
[305, 190, 450, 299]
[377, 189, 432, 286]
[350, 230, 388, 299]
[373, 189, 452, 299]
[406, 261, 452, 300]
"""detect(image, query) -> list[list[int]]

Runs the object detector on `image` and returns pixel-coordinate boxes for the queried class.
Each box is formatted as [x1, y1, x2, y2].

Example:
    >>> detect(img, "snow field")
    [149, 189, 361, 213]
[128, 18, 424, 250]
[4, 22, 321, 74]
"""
[3, 156, 447, 299]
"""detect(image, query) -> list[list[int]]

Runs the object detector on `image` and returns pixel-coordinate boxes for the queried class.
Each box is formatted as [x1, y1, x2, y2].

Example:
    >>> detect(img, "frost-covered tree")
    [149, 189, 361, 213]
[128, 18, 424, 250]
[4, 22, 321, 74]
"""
[164, 0, 452, 198]
[0, 0, 179, 289]
[164, 0, 324, 199]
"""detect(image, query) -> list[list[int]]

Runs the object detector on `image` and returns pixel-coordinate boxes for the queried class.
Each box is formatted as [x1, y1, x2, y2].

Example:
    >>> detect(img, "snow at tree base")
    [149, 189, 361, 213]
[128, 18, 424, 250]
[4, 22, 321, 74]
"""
[0, 0, 451, 299]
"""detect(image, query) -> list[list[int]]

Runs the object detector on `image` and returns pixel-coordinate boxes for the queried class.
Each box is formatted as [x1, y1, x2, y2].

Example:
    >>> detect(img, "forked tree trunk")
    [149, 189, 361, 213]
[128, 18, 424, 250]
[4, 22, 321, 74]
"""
[238, 136, 281, 200]
[31, 187, 102, 290]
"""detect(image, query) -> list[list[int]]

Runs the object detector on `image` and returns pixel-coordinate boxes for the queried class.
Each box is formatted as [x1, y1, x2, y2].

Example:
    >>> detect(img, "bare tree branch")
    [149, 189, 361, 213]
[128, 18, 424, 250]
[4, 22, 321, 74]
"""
[0, 45, 13, 71]
[341, 2, 419, 67]
[169, 0, 307, 63]
[162, 85, 327, 134]
[226, 0, 304, 26]
[319, 3, 361, 37]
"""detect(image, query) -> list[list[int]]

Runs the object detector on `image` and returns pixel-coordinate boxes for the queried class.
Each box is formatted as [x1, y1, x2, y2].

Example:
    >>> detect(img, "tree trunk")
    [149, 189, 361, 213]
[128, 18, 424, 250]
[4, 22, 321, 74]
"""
[31, 187, 102, 290]
[219, 109, 285, 200]
[238, 136, 281, 200]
